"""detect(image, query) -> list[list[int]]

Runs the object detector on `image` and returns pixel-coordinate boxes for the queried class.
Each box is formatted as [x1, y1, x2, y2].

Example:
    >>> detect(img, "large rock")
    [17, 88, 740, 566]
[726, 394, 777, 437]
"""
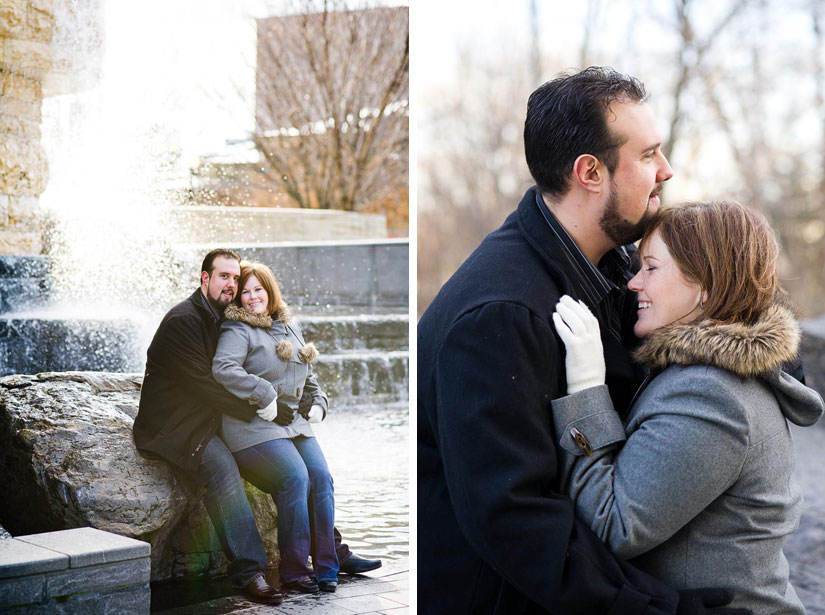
[0, 371, 279, 581]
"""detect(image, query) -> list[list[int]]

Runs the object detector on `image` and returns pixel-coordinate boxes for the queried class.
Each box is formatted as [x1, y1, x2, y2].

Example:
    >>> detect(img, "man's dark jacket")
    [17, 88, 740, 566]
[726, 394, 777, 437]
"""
[133, 289, 257, 474]
[417, 187, 680, 614]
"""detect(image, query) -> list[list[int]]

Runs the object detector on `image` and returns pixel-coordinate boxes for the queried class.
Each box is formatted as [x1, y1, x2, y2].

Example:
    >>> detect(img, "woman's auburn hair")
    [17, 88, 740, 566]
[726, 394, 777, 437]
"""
[640, 200, 783, 325]
[237, 260, 289, 320]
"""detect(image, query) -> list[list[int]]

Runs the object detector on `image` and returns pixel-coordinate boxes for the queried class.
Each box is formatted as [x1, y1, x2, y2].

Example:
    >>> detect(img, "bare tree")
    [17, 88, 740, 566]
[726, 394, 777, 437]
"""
[418, 47, 535, 314]
[254, 2, 408, 212]
[419, 0, 825, 317]
[662, 0, 749, 164]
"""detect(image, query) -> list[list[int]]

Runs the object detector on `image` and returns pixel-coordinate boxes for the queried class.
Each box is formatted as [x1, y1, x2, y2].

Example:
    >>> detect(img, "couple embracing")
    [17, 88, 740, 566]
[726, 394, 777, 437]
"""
[133, 251, 381, 605]
[418, 68, 823, 614]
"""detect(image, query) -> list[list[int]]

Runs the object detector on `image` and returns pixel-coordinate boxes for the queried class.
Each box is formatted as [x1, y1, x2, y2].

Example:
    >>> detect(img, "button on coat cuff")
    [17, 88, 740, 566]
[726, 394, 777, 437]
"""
[552, 385, 626, 456]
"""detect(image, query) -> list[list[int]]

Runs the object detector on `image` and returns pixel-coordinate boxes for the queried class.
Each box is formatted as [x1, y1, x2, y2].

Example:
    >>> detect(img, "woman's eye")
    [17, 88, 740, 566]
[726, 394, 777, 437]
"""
[645, 266, 656, 272]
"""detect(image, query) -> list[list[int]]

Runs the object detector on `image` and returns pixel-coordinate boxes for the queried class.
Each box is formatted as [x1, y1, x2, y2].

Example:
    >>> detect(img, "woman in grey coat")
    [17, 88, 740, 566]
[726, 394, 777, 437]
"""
[212, 261, 338, 594]
[552, 201, 824, 614]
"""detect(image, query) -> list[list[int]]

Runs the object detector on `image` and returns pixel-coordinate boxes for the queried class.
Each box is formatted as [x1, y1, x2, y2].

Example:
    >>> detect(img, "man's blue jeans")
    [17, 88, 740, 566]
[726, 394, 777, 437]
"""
[234, 435, 339, 583]
[196, 436, 268, 588]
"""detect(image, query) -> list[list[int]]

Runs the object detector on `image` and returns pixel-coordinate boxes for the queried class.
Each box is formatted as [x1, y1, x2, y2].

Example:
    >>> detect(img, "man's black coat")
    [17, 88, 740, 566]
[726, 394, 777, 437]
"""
[417, 187, 680, 614]
[133, 289, 257, 473]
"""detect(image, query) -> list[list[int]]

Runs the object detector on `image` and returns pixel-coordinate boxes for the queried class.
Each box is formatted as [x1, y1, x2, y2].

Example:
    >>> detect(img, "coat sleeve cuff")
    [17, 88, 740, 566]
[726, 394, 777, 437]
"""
[552, 385, 626, 456]
[252, 380, 277, 408]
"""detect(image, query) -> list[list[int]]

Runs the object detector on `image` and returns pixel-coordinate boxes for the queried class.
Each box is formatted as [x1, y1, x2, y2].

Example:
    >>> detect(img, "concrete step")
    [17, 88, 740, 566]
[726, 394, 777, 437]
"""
[0, 256, 51, 314]
[315, 350, 408, 406]
[0, 316, 144, 376]
[299, 313, 408, 353]
[0, 527, 150, 613]
[0, 315, 409, 405]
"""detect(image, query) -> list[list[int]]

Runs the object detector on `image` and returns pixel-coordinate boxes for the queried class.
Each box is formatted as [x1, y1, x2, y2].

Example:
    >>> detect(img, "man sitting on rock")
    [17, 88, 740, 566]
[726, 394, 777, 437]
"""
[133, 248, 381, 605]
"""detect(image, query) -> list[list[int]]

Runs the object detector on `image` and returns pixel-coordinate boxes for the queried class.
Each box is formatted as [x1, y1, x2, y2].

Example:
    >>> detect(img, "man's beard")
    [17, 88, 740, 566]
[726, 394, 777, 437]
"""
[208, 288, 233, 313]
[599, 188, 655, 246]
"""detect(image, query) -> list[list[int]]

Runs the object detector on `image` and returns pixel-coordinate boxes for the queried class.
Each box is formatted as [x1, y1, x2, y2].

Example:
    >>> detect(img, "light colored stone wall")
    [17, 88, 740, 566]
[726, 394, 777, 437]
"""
[0, 0, 54, 255]
[171, 205, 388, 244]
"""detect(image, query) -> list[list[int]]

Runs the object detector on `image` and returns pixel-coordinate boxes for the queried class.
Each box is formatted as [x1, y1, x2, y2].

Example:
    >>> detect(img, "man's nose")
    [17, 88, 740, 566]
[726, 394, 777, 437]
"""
[657, 154, 674, 183]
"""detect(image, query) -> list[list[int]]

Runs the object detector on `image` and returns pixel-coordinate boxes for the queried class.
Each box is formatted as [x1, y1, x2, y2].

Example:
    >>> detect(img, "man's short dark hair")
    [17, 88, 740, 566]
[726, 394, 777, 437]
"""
[201, 249, 241, 275]
[524, 66, 647, 200]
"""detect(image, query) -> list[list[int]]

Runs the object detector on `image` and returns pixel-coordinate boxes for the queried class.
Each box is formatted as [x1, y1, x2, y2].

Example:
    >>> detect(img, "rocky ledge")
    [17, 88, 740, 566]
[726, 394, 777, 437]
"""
[0, 371, 278, 581]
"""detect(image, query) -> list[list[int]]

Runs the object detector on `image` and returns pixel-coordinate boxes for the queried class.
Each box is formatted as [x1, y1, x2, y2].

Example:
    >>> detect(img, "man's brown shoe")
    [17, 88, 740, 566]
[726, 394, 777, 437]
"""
[240, 574, 283, 605]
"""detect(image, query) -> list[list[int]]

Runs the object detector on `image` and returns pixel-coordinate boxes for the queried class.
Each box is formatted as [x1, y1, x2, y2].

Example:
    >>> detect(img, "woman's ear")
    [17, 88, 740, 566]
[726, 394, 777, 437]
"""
[572, 154, 604, 193]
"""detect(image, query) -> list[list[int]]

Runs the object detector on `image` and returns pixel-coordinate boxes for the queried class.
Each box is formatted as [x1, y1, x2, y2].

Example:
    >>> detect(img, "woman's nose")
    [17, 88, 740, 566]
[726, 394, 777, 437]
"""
[627, 271, 643, 292]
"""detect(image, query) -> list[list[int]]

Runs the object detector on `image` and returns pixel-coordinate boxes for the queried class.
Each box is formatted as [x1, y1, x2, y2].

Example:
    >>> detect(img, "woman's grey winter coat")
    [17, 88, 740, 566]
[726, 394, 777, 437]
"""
[552, 302, 824, 615]
[212, 303, 328, 452]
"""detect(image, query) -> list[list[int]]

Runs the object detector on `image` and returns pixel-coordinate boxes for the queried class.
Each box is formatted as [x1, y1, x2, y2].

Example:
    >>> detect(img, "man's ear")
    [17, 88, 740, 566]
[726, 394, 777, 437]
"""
[572, 154, 605, 193]
[200, 271, 209, 286]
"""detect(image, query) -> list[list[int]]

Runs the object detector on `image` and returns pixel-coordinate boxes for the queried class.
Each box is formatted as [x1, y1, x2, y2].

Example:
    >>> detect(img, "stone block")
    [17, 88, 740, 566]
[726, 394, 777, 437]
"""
[0, 253, 50, 278]
[0, 228, 43, 255]
[0, 94, 41, 121]
[9, 195, 39, 224]
[44, 558, 150, 598]
[0, 0, 27, 39]
[0, 194, 8, 226]
[230, 239, 409, 307]
[0, 39, 52, 78]
[0, 137, 48, 196]
[0, 582, 150, 615]
[50, 585, 151, 615]
[0, 70, 40, 101]
[0, 538, 66, 578]
[17, 527, 150, 568]
[5, 275, 50, 311]
[0, 115, 41, 139]
[0, 573, 46, 608]
[170, 205, 386, 243]
[375, 242, 409, 302]
[27, 0, 55, 43]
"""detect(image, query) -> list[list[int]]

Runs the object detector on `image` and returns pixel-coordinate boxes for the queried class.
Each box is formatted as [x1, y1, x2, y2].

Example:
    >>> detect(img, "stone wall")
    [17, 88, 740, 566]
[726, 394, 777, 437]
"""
[172, 206, 388, 244]
[0, 0, 54, 255]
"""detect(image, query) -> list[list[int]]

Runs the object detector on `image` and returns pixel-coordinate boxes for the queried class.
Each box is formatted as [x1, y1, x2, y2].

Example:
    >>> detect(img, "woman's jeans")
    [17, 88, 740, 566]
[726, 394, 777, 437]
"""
[233, 435, 339, 582]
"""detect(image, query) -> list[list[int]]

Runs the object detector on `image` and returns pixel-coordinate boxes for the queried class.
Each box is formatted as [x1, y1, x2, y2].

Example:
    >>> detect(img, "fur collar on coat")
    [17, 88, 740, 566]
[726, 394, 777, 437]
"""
[223, 302, 289, 328]
[222, 303, 318, 364]
[632, 302, 800, 378]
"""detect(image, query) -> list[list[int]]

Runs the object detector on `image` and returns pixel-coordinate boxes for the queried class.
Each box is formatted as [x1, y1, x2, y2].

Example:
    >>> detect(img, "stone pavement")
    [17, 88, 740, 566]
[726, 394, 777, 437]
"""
[786, 421, 825, 615]
[153, 558, 408, 615]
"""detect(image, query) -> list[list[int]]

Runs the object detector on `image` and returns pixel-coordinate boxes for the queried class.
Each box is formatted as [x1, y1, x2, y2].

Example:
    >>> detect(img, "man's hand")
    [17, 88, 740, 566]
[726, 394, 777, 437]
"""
[676, 588, 750, 615]
[298, 388, 313, 416]
[256, 397, 278, 421]
[274, 399, 295, 426]
[552, 295, 606, 393]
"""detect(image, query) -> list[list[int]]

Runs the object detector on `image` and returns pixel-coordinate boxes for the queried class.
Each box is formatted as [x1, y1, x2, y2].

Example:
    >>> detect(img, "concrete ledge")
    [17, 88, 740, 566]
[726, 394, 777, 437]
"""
[189, 239, 410, 307]
[0, 255, 51, 313]
[170, 206, 388, 243]
[0, 528, 150, 612]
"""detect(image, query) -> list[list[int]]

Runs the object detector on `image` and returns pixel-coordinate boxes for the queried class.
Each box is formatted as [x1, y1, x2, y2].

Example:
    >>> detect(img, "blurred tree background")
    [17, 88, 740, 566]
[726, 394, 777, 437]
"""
[417, 0, 825, 317]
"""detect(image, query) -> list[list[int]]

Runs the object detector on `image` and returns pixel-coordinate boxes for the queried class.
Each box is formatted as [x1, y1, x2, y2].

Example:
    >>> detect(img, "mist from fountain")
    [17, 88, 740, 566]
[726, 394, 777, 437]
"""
[0, 1, 409, 409]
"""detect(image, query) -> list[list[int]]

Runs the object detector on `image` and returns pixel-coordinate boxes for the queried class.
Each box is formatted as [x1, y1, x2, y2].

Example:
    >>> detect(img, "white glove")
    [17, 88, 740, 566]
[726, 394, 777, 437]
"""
[256, 395, 278, 421]
[307, 404, 324, 423]
[552, 295, 606, 394]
